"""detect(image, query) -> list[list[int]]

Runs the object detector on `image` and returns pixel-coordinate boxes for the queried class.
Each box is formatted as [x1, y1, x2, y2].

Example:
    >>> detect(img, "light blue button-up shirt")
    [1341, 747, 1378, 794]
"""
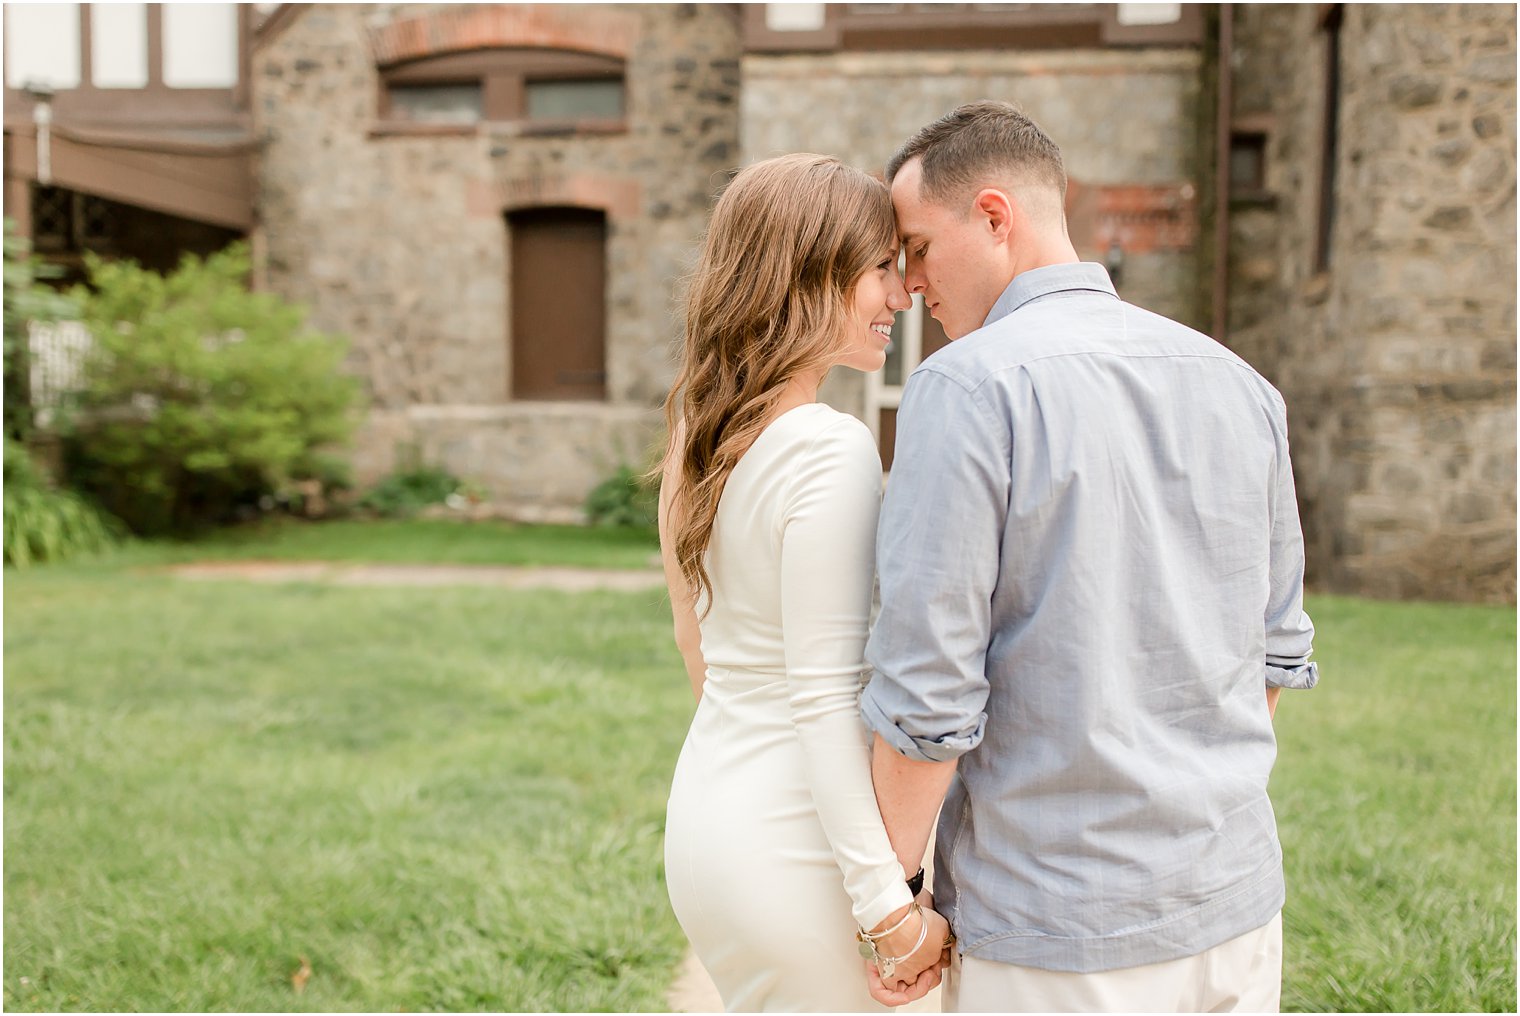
[862, 262, 1317, 973]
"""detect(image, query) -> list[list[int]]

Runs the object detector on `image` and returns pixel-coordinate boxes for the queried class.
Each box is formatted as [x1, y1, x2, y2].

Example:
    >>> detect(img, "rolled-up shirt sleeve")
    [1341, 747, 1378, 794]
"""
[863, 367, 1010, 763]
[1264, 391, 1319, 690]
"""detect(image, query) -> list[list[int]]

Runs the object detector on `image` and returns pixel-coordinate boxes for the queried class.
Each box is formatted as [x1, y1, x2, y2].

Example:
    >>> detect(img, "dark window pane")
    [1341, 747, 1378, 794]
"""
[525, 79, 623, 120]
[388, 83, 482, 124]
[1230, 133, 1267, 192]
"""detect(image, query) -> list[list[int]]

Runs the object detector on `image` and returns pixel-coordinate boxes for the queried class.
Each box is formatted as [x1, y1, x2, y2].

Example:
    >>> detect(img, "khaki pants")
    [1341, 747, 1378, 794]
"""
[943, 912, 1282, 1013]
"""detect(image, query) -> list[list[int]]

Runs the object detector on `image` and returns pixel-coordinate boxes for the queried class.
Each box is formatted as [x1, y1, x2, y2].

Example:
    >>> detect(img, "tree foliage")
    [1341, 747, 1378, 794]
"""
[59, 243, 362, 534]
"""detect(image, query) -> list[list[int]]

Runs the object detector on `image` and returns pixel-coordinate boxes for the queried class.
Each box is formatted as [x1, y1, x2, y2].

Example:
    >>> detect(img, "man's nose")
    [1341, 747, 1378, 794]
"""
[903, 262, 927, 295]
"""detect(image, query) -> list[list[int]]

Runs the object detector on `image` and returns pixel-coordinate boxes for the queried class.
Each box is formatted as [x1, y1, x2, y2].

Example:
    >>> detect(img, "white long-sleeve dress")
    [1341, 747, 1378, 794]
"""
[664, 403, 916, 1012]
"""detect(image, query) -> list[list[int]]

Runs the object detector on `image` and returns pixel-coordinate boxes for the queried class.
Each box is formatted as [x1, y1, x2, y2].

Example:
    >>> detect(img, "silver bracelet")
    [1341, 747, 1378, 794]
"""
[856, 905, 929, 982]
[857, 901, 920, 943]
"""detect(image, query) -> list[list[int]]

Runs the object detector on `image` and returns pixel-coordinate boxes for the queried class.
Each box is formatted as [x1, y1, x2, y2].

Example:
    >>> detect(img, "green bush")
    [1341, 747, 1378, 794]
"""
[358, 463, 467, 518]
[585, 465, 658, 528]
[57, 244, 361, 535]
[3, 438, 123, 567]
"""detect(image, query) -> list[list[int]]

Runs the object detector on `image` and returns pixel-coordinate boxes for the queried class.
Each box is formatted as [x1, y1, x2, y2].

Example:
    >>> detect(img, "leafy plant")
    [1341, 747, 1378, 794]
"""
[3, 219, 79, 443]
[3, 437, 123, 567]
[358, 463, 467, 519]
[57, 243, 361, 535]
[585, 464, 658, 528]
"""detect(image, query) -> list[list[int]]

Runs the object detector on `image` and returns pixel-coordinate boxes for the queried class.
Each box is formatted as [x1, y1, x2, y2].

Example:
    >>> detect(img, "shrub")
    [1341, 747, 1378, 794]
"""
[57, 244, 361, 535]
[585, 464, 658, 528]
[3, 438, 123, 567]
[358, 463, 467, 518]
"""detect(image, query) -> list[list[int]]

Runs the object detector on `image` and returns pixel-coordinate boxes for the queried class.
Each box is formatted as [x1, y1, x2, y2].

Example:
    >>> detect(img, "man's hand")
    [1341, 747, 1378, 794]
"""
[864, 959, 941, 1008]
[861, 896, 953, 1004]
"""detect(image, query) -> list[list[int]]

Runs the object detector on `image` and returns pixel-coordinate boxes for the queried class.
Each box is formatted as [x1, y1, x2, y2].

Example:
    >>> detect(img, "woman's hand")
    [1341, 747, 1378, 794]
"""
[862, 900, 952, 1001]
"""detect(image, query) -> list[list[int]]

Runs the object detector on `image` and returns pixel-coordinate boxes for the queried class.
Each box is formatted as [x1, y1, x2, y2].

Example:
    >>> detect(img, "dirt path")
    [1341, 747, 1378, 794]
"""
[164, 560, 666, 592]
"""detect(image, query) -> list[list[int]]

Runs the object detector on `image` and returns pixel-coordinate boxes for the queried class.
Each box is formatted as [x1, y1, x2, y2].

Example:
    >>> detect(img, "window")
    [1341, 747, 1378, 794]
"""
[868, 294, 950, 469]
[508, 207, 608, 401]
[5, 3, 82, 90]
[1229, 131, 1268, 197]
[1316, 4, 1343, 273]
[378, 49, 626, 134]
[162, 3, 238, 88]
[387, 83, 483, 125]
[91, 3, 149, 89]
[524, 79, 623, 121]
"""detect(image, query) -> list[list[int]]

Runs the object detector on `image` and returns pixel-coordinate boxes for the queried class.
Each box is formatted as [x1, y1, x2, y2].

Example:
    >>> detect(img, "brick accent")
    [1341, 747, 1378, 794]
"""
[465, 173, 643, 221]
[1066, 180, 1199, 254]
[369, 4, 640, 66]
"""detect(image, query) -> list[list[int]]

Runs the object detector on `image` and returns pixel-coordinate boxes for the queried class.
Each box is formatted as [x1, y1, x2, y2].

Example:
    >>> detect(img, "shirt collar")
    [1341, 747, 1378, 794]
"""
[983, 261, 1119, 329]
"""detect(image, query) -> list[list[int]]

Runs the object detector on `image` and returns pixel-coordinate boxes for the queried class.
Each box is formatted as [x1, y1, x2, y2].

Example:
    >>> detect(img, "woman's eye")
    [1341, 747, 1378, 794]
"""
[878, 258, 894, 271]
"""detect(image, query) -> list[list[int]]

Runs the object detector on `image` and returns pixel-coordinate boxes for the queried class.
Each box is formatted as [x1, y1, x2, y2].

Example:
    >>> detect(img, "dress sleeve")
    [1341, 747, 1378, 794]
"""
[779, 416, 916, 930]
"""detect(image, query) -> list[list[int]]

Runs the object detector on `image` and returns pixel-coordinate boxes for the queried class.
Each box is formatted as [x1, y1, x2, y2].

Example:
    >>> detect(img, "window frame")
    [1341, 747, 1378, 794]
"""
[374, 48, 627, 138]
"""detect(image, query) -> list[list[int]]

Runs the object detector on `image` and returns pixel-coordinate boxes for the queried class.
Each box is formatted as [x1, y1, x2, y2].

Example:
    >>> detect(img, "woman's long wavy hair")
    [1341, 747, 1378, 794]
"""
[660, 153, 897, 614]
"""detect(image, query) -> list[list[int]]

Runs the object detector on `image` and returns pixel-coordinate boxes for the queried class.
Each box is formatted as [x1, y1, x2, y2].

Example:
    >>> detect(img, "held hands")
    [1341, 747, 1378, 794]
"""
[860, 893, 953, 1007]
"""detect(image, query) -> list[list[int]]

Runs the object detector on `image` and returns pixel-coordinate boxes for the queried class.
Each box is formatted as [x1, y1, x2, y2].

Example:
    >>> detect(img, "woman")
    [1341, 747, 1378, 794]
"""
[659, 154, 950, 1012]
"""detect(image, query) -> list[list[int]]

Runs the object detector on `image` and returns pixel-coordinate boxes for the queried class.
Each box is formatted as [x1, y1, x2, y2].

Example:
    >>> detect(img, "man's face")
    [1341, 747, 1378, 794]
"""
[890, 158, 1008, 340]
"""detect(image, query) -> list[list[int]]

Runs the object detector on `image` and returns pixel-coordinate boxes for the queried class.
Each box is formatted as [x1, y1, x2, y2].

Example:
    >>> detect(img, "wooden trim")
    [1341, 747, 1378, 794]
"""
[146, 3, 163, 88]
[1315, 3, 1342, 273]
[234, 3, 252, 111]
[1099, 3, 1206, 47]
[367, 122, 478, 139]
[744, 2, 1202, 54]
[1231, 113, 1276, 135]
[253, 3, 310, 51]
[742, 4, 840, 53]
[377, 49, 626, 130]
[79, 4, 94, 89]
[4, 125, 253, 230]
[382, 49, 623, 83]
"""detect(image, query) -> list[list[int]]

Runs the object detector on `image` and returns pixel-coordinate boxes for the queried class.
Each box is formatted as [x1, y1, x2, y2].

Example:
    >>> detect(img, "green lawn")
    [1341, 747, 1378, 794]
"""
[4, 549, 688, 1011]
[3, 528, 1515, 1012]
[99, 517, 661, 571]
[1274, 595, 1516, 1012]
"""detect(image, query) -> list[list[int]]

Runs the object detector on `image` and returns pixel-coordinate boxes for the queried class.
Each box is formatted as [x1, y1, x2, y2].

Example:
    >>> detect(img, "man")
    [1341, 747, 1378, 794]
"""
[860, 101, 1319, 1012]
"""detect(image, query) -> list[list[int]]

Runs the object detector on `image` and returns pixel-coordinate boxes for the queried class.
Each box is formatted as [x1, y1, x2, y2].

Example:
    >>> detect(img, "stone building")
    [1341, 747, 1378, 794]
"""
[1225, 4, 1516, 601]
[5, 3, 1514, 601]
[738, 4, 1208, 467]
[252, 3, 741, 517]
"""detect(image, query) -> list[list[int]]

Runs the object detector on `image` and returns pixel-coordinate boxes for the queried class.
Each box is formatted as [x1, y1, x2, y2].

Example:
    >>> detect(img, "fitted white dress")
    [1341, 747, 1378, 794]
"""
[664, 403, 916, 1012]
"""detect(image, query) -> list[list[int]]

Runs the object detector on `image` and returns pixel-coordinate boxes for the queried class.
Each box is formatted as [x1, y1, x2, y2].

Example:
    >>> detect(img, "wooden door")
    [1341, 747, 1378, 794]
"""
[508, 206, 607, 400]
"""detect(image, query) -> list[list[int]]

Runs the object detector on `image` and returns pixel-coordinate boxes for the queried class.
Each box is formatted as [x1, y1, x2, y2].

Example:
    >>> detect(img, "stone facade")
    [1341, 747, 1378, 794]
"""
[742, 47, 1206, 418]
[251, 4, 1515, 601]
[252, 3, 740, 518]
[1227, 4, 1516, 602]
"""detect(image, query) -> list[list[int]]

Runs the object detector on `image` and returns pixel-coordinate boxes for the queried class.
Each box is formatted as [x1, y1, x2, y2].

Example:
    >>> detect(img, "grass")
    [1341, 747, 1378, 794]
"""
[4, 559, 689, 1012]
[1274, 595, 1515, 1012]
[3, 528, 1515, 1012]
[98, 517, 661, 571]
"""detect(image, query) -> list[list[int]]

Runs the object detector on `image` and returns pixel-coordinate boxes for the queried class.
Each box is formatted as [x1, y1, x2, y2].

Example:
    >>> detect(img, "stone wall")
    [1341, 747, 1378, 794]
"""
[252, 3, 741, 515]
[741, 47, 1206, 424]
[1228, 3, 1516, 602]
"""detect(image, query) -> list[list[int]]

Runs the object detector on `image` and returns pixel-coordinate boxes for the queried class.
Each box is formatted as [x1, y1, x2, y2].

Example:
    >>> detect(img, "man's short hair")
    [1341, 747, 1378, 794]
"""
[886, 100, 1067, 210]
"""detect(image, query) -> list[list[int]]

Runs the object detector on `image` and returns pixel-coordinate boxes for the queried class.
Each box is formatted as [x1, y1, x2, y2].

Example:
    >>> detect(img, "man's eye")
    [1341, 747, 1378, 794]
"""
[915, 246, 928, 258]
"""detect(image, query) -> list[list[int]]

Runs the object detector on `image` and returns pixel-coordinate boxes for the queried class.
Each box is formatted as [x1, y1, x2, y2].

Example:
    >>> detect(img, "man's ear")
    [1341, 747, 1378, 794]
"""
[973, 188, 1017, 244]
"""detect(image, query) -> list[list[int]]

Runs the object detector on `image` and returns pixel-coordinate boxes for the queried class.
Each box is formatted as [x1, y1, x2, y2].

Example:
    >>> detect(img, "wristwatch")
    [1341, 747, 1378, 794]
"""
[906, 866, 925, 896]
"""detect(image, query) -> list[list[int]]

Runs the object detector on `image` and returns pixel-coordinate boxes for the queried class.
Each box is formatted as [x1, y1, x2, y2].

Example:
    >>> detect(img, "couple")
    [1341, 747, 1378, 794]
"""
[659, 102, 1319, 1013]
